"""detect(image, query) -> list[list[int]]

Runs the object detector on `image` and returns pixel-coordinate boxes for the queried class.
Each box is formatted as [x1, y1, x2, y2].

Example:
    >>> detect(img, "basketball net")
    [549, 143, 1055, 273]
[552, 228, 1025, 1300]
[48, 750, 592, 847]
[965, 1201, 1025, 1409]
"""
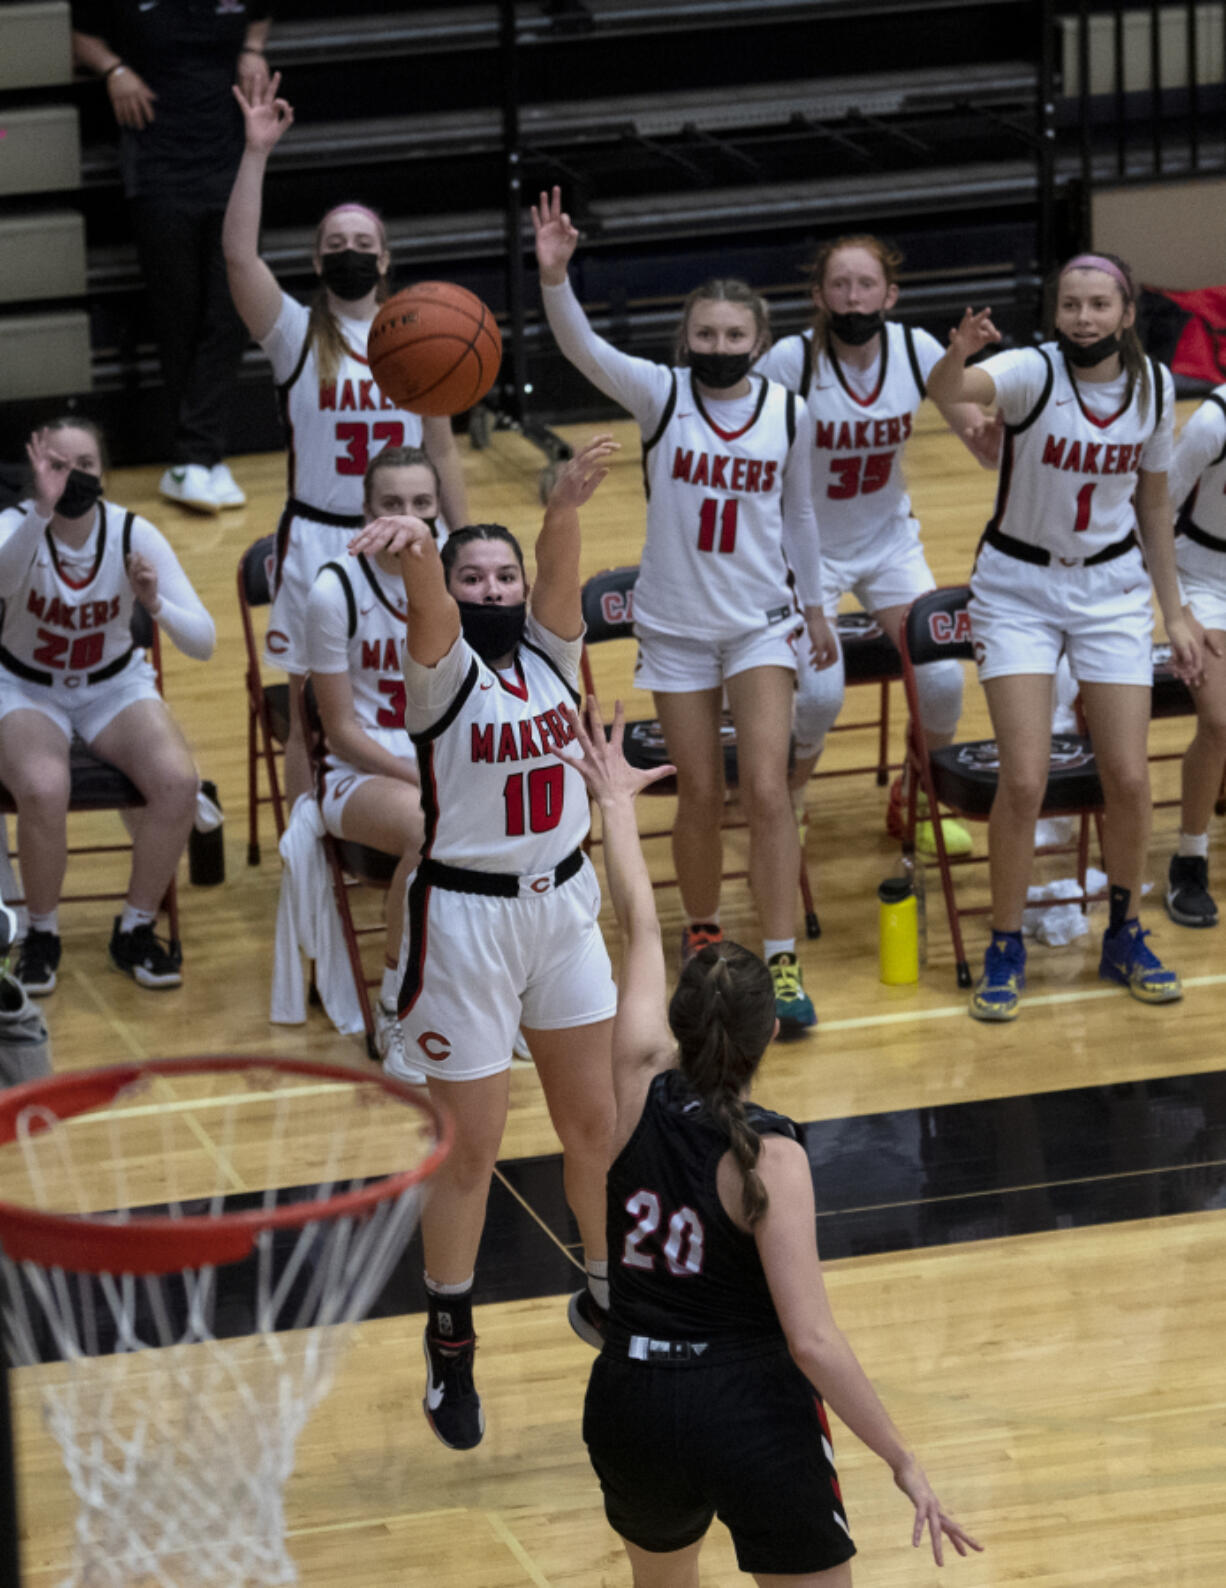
[0, 1057, 448, 1587]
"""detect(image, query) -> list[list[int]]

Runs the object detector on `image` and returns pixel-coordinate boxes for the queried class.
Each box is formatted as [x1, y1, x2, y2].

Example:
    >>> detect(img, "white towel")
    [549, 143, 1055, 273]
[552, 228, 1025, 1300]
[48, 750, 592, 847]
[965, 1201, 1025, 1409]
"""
[271, 795, 365, 1035]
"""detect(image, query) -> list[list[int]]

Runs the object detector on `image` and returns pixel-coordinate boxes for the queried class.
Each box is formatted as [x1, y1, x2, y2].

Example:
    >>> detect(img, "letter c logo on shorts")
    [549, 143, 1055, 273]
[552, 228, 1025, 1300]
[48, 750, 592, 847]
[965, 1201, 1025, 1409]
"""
[530, 877, 551, 893]
[417, 1031, 451, 1061]
[266, 628, 290, 656]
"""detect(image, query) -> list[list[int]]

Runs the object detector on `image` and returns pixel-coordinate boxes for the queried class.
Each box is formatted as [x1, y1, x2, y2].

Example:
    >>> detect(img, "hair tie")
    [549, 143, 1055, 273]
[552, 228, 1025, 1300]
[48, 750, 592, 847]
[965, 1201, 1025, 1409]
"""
[1060, 253, 1131, 298]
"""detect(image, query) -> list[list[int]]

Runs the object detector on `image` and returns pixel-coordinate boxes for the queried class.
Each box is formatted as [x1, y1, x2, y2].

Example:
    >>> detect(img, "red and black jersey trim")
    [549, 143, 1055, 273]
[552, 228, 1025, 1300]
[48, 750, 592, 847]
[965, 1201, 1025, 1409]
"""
[46, 503, 117, 592]
[356, 553, 408, 622]
[409, 656, 481, 747]
[397, 866, 433, 1017]
[640, 373, 678, 501]
[692, 374, 770, 442]
[319, 561, 357, 637]
[828, 329, 888, 409]
[519, 637, 581, 707]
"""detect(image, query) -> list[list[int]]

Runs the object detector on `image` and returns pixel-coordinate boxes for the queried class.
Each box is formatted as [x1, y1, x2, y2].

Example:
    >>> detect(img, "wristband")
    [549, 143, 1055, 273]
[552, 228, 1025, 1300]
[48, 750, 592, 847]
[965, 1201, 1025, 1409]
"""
[104, 62, 127, 79]
[239, 46, 265, 55]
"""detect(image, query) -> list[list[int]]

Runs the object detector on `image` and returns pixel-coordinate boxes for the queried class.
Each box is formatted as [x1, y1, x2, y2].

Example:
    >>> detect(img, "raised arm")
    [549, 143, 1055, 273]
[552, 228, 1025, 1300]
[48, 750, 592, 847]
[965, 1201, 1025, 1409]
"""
[925, 307, 1002, 410]
[347, 516, 458, 666]
[222, 74, 294, 342]
[531, 434, 619, 640]
[755, 1137, 983, 1567]
[564, 698, 678, 1116]
[421, 415, 470, 531]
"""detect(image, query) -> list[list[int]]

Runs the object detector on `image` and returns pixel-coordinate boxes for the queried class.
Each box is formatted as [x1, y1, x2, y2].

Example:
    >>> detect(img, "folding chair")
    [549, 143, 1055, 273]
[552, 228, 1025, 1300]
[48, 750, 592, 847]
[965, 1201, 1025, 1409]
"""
[899, 586, 1104, 989]
[579, 564, 820, 938]
[808, 611, 901, 788]
[0, 603, 180, 951]
[237, 536, 291, 865]
[302, 681, 397, 1061]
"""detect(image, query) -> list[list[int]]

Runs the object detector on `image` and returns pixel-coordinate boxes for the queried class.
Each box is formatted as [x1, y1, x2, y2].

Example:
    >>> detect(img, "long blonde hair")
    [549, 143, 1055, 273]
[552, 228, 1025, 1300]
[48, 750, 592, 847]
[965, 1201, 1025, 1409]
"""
[1053, 250, 1152, 418]
[310, 204, 392, 389]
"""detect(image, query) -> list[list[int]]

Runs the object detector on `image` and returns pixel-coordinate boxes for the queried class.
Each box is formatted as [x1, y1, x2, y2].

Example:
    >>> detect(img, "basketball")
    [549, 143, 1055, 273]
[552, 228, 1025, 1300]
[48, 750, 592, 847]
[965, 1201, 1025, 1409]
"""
[368, 282, 503, 416]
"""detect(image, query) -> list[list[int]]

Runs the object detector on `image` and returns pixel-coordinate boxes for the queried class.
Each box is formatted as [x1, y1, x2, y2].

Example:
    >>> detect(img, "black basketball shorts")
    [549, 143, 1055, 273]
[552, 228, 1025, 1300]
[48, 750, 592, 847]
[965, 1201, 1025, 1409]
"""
[583, 1344, 857, 1576]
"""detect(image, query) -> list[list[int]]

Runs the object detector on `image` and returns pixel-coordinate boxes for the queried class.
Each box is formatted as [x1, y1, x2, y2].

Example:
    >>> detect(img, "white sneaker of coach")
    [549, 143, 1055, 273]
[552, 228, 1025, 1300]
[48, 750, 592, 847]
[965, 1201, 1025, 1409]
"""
[375, 1000, 427, 1085]
[209, 462, 247, 508]
[159, 465, 220, 514]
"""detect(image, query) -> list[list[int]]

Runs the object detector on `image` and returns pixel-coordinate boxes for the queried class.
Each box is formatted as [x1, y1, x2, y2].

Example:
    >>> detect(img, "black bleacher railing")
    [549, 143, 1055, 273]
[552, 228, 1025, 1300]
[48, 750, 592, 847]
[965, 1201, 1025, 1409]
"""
[4, 0, 1067, 462]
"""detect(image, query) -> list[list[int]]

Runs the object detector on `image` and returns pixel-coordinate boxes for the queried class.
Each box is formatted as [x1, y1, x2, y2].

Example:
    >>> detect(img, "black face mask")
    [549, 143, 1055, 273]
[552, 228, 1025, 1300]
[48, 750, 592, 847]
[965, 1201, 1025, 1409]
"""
[1056, 328, 1122, 368]
[687, 350, 753, 390]
[827, 309, 885, 347]
[459, 601, 527, 664]
[55, 468, 103, 520]
[319, 249, 382, 302]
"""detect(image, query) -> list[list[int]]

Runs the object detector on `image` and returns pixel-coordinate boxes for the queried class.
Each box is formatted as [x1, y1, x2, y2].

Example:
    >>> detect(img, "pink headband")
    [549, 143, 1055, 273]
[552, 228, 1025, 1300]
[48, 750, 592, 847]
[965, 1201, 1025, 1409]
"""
[1060, 253, 1131, 297]
[319, 203, 385, 237]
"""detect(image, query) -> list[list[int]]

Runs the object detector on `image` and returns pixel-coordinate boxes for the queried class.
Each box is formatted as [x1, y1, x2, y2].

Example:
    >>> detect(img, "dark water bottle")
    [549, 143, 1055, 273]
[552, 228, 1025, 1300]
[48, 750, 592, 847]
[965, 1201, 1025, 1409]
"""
[189, 779, 225, 887]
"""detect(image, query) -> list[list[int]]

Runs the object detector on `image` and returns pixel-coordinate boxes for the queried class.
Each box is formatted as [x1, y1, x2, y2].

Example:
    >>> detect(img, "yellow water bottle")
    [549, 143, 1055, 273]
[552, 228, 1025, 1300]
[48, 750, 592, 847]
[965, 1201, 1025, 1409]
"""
[878, 875, 919, 985]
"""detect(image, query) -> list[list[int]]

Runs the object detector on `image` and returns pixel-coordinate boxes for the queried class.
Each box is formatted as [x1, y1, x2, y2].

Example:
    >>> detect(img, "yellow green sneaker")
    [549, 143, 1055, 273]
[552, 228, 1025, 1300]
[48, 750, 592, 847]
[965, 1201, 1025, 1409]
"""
[768, 952, 817, 1037]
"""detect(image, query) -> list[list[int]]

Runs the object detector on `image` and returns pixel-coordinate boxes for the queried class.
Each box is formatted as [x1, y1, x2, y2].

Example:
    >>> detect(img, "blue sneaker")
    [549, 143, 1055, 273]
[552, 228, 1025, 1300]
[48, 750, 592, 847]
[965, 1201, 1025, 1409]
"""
[1099, 921, 1182, 1004]
[768, 952, 817, 1036]
[969, 933, 1025, 1021]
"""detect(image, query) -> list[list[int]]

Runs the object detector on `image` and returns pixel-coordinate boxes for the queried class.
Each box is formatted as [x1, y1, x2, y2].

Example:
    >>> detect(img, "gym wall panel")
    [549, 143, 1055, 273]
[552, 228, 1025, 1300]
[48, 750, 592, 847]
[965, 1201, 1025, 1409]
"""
[0, 106, 81, 196]
[1093, 178, 1226, 291]
[0, 2, 73, 90]
[0, 312, 92, 401]
[0, 213, 87, 304]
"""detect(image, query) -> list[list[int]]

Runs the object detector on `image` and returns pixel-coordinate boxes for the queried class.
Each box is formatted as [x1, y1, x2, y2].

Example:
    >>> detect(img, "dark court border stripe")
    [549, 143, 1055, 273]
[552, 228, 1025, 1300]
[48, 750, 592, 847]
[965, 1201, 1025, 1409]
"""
[9, 1070, 1225, 1354]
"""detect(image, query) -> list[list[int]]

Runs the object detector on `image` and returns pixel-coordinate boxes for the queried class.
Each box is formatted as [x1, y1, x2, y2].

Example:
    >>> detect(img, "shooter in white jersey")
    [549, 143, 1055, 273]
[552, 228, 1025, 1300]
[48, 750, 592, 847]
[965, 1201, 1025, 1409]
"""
[757, 234, 997, 856]
[534, 187, 836, 1036]
[306, 447, 446, 1073]
[348, 438, 621, 1453]
[0, 420, 215, 997]
[222, 73, 468, 806]
[1162, 384, 1226, 926]
[927, 252, 1204, 1021]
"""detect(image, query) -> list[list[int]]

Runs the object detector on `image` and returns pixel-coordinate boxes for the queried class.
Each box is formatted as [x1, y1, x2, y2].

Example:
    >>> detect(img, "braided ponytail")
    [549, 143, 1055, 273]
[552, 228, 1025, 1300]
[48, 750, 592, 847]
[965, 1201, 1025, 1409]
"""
[669, 944, 777, 1227]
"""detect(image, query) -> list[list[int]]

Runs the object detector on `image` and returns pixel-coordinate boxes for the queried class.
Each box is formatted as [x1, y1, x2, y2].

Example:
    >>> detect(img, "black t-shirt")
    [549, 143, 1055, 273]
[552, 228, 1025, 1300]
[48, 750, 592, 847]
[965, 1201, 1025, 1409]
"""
[606, 1069, 802, 1351]
[72, 0, 271, 207]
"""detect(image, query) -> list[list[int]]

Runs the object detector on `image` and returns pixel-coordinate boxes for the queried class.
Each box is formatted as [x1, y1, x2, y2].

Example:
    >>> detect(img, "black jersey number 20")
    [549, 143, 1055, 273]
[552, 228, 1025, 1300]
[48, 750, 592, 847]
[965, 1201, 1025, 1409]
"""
[622, 1189, 706, 1276]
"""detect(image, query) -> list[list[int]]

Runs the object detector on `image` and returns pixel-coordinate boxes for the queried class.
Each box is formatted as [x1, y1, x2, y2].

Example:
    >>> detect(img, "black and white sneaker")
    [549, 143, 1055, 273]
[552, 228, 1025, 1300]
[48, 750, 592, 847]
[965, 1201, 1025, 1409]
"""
[1166, 855, 1218, 928]
[109, 918, 183, 988]
[15, 929, 61, 997]
[567, 1287, 608, 1349]
[422, 1329, 484, 1450]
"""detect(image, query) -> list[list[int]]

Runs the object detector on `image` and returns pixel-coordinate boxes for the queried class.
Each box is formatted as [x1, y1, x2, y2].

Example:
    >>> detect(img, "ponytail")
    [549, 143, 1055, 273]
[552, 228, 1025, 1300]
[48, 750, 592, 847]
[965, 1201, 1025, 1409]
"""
[669, 944, 777, 1227]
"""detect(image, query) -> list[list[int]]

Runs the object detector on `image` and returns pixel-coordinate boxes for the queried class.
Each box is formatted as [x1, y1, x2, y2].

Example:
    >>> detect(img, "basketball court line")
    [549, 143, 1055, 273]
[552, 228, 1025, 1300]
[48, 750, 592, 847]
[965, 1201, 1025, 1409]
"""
[69, 967, 151, 1061]
[818, 971, 1226, 1033]
[486, 1512, 555, 1588]
[493, 1164, 587, 1275]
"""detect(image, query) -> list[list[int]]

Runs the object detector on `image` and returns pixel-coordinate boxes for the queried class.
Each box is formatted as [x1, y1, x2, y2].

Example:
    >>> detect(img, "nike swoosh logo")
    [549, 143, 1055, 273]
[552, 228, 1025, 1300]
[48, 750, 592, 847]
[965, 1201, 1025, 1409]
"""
[677, 412, 693, 418]
[1055, 398, 1074, 406]
[170, 468, 186, 481]
[425, 1378, 444, 1410]
[814, 383, 836, 391]
[479, 680, 494, 690]
[359, 604, 376, 616]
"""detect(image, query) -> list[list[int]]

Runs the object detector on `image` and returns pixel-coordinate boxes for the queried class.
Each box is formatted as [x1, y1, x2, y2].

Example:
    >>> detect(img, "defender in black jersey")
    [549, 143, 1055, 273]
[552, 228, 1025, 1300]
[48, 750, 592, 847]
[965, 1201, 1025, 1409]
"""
[564, 695, 982, 1585]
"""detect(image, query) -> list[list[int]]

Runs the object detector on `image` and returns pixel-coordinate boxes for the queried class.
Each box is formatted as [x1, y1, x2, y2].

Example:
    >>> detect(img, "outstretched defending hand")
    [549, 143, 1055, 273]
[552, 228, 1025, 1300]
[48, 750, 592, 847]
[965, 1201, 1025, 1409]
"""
[233, 72, 293, 155]
[561, 697, 676, 805]
[347, 514, 437, 561]
[893, 1452, 984, 1567]
[548, 434, 620, 511]
[532, 186, 580, 286]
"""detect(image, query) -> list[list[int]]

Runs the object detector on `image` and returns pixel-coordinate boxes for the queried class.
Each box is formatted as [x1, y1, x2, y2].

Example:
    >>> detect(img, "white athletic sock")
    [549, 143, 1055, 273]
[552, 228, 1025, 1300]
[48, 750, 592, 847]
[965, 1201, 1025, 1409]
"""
[380, 964, 399, 1006]
[1178, 831, 1210, 859]
[29, 910, 58, 935]
[586, 1259, 609, 1312]
[424, 1272, 474, 1297]
[763, 938, 795, 962]
[119, 905, 156, 935]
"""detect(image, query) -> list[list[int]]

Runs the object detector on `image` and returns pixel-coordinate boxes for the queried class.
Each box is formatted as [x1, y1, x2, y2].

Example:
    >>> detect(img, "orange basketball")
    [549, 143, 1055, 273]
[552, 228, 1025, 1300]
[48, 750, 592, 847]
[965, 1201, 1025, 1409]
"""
[368, 282, 502, 417]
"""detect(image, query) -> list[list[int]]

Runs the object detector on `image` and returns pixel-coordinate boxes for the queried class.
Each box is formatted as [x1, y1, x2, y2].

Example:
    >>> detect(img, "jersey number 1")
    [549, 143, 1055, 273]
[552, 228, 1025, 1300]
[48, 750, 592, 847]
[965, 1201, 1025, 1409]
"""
[1073, 480, 1095, 533]
[503, 765, 564, 836]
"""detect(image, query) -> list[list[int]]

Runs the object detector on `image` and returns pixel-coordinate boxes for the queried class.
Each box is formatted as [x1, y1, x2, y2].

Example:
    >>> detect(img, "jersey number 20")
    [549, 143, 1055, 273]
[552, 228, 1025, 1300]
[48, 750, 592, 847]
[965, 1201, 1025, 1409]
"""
[622, 1190, 705, 1276]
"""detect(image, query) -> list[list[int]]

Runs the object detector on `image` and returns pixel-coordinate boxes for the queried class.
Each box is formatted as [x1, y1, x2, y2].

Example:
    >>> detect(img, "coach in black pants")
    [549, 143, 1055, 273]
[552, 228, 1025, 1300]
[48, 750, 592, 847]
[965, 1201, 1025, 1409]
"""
[72, 0, 272, 514]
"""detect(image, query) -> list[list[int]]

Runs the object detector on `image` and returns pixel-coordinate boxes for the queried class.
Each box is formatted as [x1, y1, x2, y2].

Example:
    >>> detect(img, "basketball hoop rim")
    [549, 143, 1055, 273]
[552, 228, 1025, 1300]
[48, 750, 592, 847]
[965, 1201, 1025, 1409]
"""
[0, 1055, 451, 1276]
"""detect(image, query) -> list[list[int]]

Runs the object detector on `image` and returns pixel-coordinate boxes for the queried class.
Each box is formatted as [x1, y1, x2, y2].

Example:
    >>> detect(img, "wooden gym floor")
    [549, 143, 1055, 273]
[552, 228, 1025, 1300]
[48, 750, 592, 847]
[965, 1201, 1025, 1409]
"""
[7, 404, 1226, 1585]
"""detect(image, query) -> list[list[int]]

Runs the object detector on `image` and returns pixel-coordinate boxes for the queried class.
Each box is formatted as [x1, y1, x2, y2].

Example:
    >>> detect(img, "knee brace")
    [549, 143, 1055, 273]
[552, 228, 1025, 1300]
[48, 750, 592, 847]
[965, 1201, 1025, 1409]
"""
[914, 657, 964, 738]
[792, 651, 846, 759]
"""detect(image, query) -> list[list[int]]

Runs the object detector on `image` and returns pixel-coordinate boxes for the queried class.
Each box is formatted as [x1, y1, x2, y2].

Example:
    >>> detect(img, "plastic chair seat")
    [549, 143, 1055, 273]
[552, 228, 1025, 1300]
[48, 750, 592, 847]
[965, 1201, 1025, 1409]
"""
[929, 734, 1103, 818]
[622, 714, 739, 795]
[839, 613, 901, 684]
